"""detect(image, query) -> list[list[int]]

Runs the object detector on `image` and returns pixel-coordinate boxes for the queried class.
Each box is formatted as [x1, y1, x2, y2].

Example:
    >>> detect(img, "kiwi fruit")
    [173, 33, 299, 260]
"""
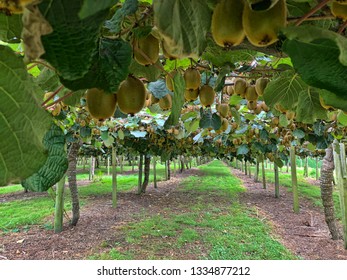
[161, 39, 178, 60]
[243, 0, 287, 47]
[211, 0, 245, 47]
[253, 104, 262, 114]
[331, 1, 347, 20]
[226, 85, 235, 95]
[217, 103, 230, 118]
[184, 68, 201, 91]
[220, 118, 229, 132]
[199, 85, 215, 107]
[117, 75, 146, 115]
[184, 88, 199, 102]
[245, 85, 258, 101]
[165, 70, 177, 92]
[133, 34, 160, 66]
[234, 78, 247, 96]
[86, 88, 117, 120]
[159, 94, 172, 110]
[247, 100, 257, 110]
[151, 94, 159, 104]
[255, 77, 269, 96]
[260, 101, 270, 112]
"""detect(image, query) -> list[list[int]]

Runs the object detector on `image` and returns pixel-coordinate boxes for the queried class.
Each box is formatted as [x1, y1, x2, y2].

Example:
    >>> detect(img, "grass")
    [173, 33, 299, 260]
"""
[0, 184, 23, 195]
[90, 160, 297, 260]
[0, 165, 166, 232]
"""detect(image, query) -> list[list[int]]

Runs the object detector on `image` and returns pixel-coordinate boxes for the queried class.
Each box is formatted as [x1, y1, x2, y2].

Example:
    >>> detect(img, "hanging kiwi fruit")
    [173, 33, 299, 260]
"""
[234, 78, 248, 96]
[116, 75, 146, 115]
[165, 70, 177, 92]
[245, 85, 258, 102]
[247, 100, 258, 111]
[159, 94, 173, 110]
[331, 1, 347, 20]
[184, 88, 199, 102]
[243, 0, 287, 47]
[199, 85, 215, 107]
[217, 103, 230, 118]
[184, 68, 201, 91]
[133, 33, 160, 66]
[211, 0, 245, 47]
[86, 88, 117, 121]
[255, 77, 269, 96]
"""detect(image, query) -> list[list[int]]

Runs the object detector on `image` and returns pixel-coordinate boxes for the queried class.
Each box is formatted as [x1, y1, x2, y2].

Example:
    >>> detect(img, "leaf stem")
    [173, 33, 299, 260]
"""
[338, 21, 347, 34]
[43, 91, 74, 109]
[295, 0, 332, 27]
[41, 85, 64, 107]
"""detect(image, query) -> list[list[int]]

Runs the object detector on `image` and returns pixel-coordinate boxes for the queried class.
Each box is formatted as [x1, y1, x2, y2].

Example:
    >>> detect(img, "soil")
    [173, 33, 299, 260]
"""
[1, 166, 347, 260]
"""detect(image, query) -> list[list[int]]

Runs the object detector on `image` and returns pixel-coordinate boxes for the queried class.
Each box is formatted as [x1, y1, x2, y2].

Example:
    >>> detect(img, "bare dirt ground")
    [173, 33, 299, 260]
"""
[1, 166, 347, 260]
[232, 168, 347, 260]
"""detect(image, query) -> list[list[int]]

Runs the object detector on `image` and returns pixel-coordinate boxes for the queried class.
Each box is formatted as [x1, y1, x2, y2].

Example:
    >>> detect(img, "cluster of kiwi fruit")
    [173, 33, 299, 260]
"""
[85, 75, 147, 121]
[225, 77, 270, 115]
[330, 0, 347, 20]
[211, 0, 287, 47]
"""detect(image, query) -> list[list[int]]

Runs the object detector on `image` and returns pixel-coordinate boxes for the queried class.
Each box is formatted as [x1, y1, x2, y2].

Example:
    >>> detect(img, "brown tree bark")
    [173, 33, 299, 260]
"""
[320, 146, 341, 240]
[68, 142, 80, 226]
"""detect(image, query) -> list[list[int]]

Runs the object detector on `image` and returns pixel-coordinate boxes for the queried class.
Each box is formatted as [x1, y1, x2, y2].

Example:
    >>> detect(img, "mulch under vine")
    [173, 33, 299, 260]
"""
[1, 166, 347, 260]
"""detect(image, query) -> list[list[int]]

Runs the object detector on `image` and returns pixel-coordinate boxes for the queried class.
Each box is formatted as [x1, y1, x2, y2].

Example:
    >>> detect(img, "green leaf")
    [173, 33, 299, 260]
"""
[237, 144, 249, 156]
[199, 109, 222, 131]
[105, 0, 138, 33]
[164, 73, 186, 128]
[60, 39, 132, 92]
[293, 129, 305, 139]
[39, 0, 111, 80]
[130, 131, 147, 138]
[0, 46, 51, 186]
[229, 95, 243, 106]
[279, 114, 289, 127]
[21, 124, 68, 192]
[214, 66, 230, 92]
[319, 90, 347, 112]
[295, 87, 328, 124]
[186, 118, 200, 133]
[79, 0, 119, 19]
[263, 70, 307, 110]
[338, 111, 347, 126]
[80, 126, 92, 138]
[282, 26, 347, 97]
[129, 59, 161, 82]
[0, 13, 22, 43]
[153, 0, 212, 58]
[274, 157, 284, 168]
[148, 79, 172, 99]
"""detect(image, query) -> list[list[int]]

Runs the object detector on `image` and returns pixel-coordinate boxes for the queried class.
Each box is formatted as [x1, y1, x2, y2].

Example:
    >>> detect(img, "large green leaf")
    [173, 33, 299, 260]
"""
[263, 70, 307, 110]
[319, 90, 347, 112]
[60, 38, 132, 92]
[38, 0, 111, 80]
[79, 0, 119, 19]
[164, 73, 185, 128]
[295, 87, 328, 124]
[153, 0, 212, 58]
[22, 124, 68, 192]
[148, 79, 172, 99]
[0, 46, 51, 186]
[282, 26, 347, 97]
[0, 13, 22, 43]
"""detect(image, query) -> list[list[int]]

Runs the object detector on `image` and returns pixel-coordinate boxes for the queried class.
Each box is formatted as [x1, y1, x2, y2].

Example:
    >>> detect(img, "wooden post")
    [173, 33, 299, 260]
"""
[244, 160, 248, 175]
[254, 157, 259, 183]
[274, 162, 280, 198]
[137, 154, 143, 194]
[290, 146, 299, 213]
[54, 175, 66, 233]
[333, 141, 347, 248]
[248, 162, 252, 178]
[261, 157, 266, 189]
[153, 156, 157, 189]
[112, 146, 117, 207]
[316, 157, 319, 181]
[107, 155, 110, 176]
[89, 156, 95, 181]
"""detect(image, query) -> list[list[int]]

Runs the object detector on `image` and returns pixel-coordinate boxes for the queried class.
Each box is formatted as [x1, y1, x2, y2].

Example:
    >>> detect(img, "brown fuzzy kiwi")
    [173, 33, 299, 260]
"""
[199, 85, 215, 107]
[133, 34, 160, 66]
[184, 68, 201, 90]
[245, 85, 258, 101]
[86, 88, 117, 120]
[159, 94, 172, 110]
[165, 70, 177, 92]
[331, 1, 347, 20]
[217, 103, 230, 118]
[184, 88, 199, 101]
[233, 78, 247, 96]
[255, 77, 269, 96]
[117, 75, 146, 115]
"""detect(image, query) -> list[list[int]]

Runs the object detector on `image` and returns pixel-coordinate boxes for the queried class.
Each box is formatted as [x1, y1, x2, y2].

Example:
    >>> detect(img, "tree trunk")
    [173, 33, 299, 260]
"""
[68, 142, 80, 226]
[140, 155, 151, 193]
[244, 160, 248, 175]
[89, 156, 95, 181]
[304, 157, 308, 178]
[321, 146, 341, 240]
[290, 146, 299, 214]
[316, 157, 319, 181]
[167, 160, 171, 180]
